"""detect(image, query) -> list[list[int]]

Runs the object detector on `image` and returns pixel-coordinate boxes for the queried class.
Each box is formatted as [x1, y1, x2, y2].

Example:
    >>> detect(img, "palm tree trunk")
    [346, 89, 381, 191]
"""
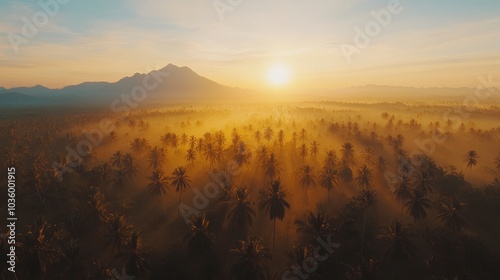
[178, 192, 182, 217]
[361, 210, 367, 258]
[272, 219, 276, 257]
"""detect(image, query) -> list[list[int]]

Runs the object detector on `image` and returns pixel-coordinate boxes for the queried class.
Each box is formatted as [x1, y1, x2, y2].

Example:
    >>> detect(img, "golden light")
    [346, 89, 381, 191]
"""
[267, 64, 290, 86]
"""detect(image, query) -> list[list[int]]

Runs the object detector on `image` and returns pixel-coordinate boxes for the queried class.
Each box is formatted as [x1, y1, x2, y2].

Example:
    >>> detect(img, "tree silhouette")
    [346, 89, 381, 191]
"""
[227, 187, 256, 233]
[320, 166, 339, 199]
[437, 198, 466, 232]
[259, 179, 290, 255]
[295, 211, 333, 245]
[171, 166, 191, 207]
[146, 170, 170, 213]
[405, 190, 431, 224]
[110, 150, 124, 169]
[119, 231, 149, 277]
[393, 174, 412, 218]
[230, 237, 271, 280]
[355, 188, 377, 258]
[185, 213, 214, 256]
[262, 153, 280, 179]
[310, 141, 320, 158]
[102, 214, 132, 257]
[341, 142, 355, 167]
[355, 165, 372, 188]
[464, 150, 478, 169]
[378, 219, 418, 262]
[298, 164, 315, 194]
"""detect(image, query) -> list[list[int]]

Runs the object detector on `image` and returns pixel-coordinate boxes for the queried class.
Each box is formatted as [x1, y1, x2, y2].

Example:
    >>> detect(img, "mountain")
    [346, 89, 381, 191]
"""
[0, 64, 250, 107]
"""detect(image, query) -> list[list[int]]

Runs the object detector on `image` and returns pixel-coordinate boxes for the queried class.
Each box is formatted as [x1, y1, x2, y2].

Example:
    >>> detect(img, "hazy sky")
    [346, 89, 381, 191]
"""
[1, 0, 499, 91]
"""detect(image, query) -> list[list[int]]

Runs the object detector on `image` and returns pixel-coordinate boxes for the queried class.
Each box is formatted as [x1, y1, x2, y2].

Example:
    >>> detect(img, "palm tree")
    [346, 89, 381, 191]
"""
[319, 166, 339, 199]
[147, 146, 166, 170]
[355, 165, 372, 188]
[262, 153, 280, 179]
[356, 188, 377, 258]
[378, 219, 418, 262]
[146, 170, 170, 213]
[310, 141, 320, 158]
[393, 174, 412, 218]
[345, 258, 380, 280]
[233, 141, 252, 167]
[110, 151, 124, 169]
[122, 153, 138, 178]
[227, 187, 256, 233]
[277, 130, 285, 146]
[376, 155, 387, 173]
[361, 147, 377, 167]
[298, 164, 315, 194]
[300, 143, 308, 160]
[341, 142, 355, 166]
[464, 150, 478, 169]
[259, 179, 290, 254]
[185, 148, 196, 164]
[264, 127, 273, 141]
[405, 190, 431, 224]
[119, 231, 149, 277]
[413, 169, 434, 196]
[185, 213, 214, 255]
[171, 166, 191, 207]
[230, 237, 271, 280]
[102, 215, 133, 257]
[295, 211, 333, 244]
[437, 198, 466, 232]
[324, 150, 338, 169]
[299, 128, 308, 142]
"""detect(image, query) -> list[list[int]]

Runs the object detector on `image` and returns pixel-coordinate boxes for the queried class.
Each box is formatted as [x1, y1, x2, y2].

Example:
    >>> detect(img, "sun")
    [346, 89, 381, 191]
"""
[267, 64, 290, 86]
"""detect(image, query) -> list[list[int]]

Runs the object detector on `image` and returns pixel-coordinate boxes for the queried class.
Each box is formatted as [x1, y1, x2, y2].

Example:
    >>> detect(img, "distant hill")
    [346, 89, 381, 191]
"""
[0, 64, 252, 107]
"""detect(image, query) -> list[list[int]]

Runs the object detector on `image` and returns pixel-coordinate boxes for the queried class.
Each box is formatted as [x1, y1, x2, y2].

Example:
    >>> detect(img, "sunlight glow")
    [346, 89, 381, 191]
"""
[267, 64, 290, 86]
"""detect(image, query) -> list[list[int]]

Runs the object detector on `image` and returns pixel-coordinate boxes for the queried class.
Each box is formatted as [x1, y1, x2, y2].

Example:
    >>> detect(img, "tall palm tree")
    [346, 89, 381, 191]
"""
[102, 214, 133, 257]
[341, 142, 355, 167]
[171, 166, 191, 207]
[405, 190, 431, 224]
[361, 147, 377, 167]
[185, 148, 196, 164]
[262, 153, 280, 179]
[464, 150, 478, 169]
[264, 127, 274, 141]
[320, 166, 339, 199]
[295, 211, 333, 244]
[110, 151, 124, 169]
[356, 188, 377, 258]
[227, 187, 256, 233]
[299, 143, 308, 160]
[122, 153, 138, 178]
[230, 237, 271, 280]
[310, 141, 320, 158]
[298, 164, 315, 194]
[437, 198, 466, 232]
[119, 231, 149, 277]
[185, 213, 214, 255]
[147, 146, 167, 170]
[324, 150, 338, 169]
[393, 174, 412, 218]
[259, 179, 290, 254]
[378, 219, 418, 262]
[146, 170, 170, 213]
[355, 165, 372, 188]
[299, 128, 308, 142]
[277, 130, 285, 147]
[413, 169, 434, 196]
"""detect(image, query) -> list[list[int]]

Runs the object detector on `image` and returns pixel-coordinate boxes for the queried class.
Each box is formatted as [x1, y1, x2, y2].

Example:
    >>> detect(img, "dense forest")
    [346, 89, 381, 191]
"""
[1, 102, 500, 280]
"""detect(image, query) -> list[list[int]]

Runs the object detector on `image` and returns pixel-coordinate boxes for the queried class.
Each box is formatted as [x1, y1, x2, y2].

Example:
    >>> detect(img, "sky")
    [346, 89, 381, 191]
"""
[1, 0, 499, 92]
